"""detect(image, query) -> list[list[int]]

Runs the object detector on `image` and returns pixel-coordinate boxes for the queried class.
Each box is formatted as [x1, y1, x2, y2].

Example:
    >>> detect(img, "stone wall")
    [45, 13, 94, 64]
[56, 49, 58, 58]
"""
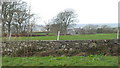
[1, 39, 120, 57]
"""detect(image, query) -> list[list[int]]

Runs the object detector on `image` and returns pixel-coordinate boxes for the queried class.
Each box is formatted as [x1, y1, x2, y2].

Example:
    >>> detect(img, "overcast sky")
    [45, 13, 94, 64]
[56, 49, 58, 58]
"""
[23, 0, 120, 25]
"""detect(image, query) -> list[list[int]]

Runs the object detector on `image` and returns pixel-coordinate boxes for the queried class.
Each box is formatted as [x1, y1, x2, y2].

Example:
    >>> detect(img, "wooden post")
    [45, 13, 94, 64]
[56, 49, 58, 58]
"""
[57, 31, 60, 40]
[117, 29, 119, 39]
[8, 31, 11, 40]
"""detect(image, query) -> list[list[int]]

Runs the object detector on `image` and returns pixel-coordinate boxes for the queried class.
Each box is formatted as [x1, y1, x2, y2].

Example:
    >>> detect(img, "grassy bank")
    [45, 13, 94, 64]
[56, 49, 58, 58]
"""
[2, 55, 118, 66]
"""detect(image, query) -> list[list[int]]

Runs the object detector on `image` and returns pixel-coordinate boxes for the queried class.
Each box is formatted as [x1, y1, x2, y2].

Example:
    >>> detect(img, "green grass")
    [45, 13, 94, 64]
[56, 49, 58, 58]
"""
[2, 55, 118, 66]
[31, 33, 56, 35]
[3, 33, 117, 41]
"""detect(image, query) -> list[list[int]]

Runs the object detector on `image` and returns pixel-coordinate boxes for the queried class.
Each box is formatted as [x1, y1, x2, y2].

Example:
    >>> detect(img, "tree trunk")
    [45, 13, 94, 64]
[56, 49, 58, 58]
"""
[2, 23, 5, 37]
[19, 23, 22, 33]
[8, 22, 11, 37]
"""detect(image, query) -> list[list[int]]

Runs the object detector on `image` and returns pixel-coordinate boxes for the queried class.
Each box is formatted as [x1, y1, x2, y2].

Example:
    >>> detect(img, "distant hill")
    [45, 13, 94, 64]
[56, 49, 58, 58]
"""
[75, 23, 118, 28]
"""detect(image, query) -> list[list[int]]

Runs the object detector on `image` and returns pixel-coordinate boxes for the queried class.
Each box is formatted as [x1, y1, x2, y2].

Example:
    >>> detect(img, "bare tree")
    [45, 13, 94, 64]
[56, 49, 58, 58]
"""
[28, 14, 38, 33]
[83, 24, 98, 34]
[1, 0, 36, 37]
[100, 25, 113, 33]
[13, 1, 30, 33]
[2, 2, 16, 37]
[43, 21, 51, 35]
[50, 9, 78, 34]
[49, 23, 61, 34]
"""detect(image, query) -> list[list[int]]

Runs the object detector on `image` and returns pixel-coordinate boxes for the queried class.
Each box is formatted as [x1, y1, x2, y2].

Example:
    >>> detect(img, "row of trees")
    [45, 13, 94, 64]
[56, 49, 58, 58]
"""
[1, 0, 37, 37]
[43, 9, 118, 35]
[1, 0, 77, 36]
[73, 24, 118, 34]
[45, 23, 118, 35]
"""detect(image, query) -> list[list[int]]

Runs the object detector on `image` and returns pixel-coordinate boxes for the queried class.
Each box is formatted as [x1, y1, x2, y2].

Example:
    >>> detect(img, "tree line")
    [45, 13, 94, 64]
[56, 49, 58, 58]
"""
[1, 0, 77, 36]
[71, 24, 118, 35]
[1, 0, 37, 37]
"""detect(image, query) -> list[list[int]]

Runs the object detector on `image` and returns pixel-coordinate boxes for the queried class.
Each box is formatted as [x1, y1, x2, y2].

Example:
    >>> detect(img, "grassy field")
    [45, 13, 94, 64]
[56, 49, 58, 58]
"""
[2, 55, 118, 66]
[3, 33, 117, 41]
[31, 32, 56, 35]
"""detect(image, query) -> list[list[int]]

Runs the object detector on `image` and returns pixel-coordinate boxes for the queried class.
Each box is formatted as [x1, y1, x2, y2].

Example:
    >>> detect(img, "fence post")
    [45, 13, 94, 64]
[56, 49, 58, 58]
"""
[57, 31, 60, 40]
[117, 29, 119, 39]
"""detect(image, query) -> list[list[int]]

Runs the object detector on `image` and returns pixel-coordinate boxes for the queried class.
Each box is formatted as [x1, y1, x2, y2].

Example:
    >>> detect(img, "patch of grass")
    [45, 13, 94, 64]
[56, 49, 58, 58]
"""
[32, 33, 56, 35]
[3, 33, 117, 41]
[60, 33, 117, 40]
[2, 55, 118, 66]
